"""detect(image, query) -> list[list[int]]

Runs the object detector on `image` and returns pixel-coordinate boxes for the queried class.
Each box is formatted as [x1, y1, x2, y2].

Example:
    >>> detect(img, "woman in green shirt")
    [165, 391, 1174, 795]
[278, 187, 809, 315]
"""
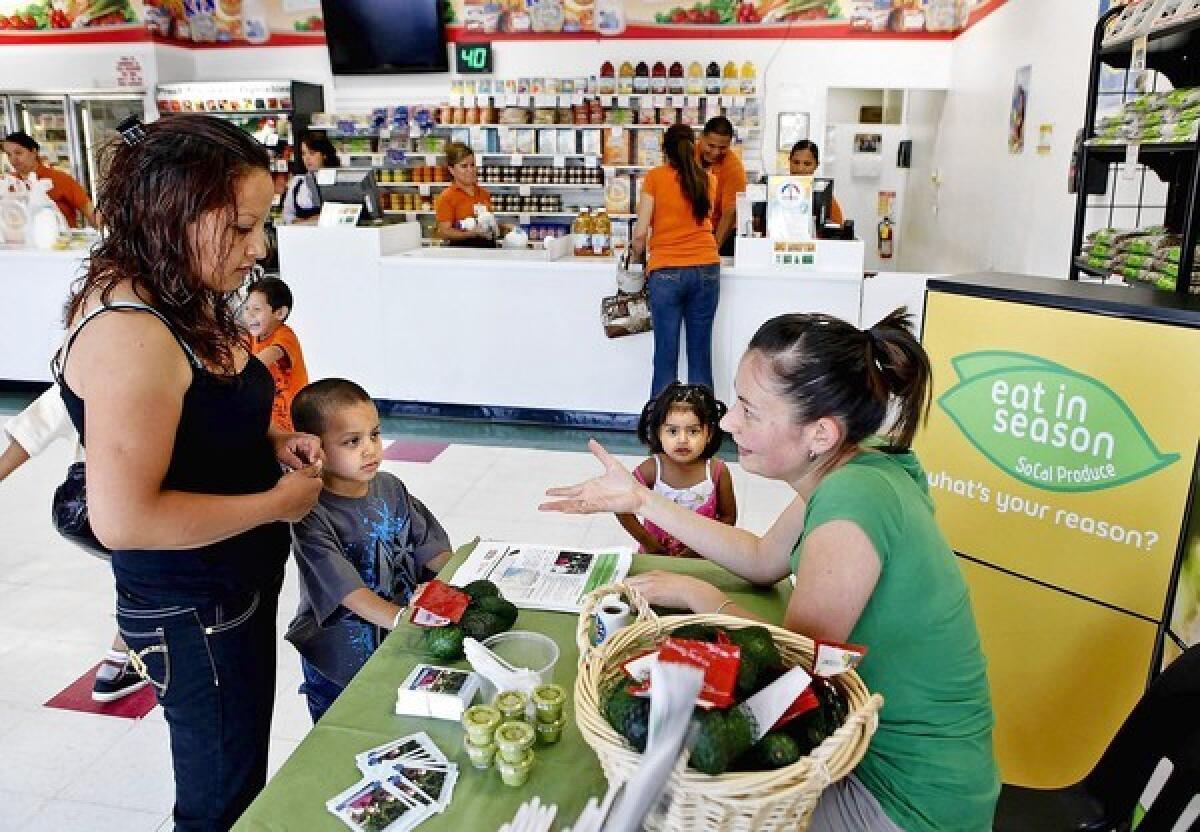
[542, 310, 999, 832]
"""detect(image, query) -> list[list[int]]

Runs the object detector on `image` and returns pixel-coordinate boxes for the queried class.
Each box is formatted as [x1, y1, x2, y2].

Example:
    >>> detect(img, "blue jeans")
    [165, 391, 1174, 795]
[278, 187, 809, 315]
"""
[299, 657, 344, 724]
[647, 263, 721, 398]
[116, 586, 278, 832]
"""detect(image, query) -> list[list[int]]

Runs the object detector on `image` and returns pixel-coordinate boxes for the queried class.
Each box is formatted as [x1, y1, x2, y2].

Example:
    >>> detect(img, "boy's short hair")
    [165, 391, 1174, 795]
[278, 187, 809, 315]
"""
[248, 277, 294, 320]
[4, 131, 39, 152]
[292, 378, 374, 437]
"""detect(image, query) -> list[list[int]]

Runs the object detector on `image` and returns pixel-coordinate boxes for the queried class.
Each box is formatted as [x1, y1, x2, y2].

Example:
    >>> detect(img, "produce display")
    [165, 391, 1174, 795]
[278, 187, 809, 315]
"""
[424, 579, 519, 661]
[1089, 88, 1200, 146]
[1080, 226, 1200, 293]
[602, 624, 851, 776]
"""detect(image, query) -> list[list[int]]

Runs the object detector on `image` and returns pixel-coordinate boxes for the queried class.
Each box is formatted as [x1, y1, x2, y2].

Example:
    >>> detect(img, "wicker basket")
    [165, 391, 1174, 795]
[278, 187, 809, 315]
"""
[574, 583, 883, 832]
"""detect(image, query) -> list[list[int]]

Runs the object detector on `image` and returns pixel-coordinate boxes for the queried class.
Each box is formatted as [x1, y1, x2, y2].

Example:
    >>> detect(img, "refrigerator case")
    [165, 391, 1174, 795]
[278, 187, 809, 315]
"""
[9, 95, 74, 179]
[72, 94, 146, 198]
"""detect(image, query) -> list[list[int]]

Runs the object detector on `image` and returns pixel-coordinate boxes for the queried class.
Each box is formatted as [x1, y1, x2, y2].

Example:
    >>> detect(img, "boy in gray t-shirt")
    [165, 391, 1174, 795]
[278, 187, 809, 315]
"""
[285, 379, 452, 722]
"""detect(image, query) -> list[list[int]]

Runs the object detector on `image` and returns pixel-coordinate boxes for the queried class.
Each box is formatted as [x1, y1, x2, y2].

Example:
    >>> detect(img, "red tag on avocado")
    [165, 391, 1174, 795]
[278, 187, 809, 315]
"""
[409, 580, 470, 627]
[657, 638, 740, 709]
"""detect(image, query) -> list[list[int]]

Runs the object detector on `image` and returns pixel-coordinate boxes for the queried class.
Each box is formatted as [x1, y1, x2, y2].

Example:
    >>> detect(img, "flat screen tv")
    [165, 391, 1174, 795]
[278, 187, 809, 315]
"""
[320, 0, 449, 75]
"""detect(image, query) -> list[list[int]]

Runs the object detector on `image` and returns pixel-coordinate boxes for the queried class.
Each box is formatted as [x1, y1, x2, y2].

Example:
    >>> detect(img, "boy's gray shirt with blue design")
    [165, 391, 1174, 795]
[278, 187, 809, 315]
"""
[286, 471, 450, 686]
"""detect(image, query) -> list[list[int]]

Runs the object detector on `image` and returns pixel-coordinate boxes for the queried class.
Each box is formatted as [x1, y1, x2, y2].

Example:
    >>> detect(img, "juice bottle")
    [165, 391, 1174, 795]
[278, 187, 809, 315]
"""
[723, 61, 739, 95]
[634, 61, 650, 95]
[618, 61, 635, 95]
[687, 61, 705, 95]
[668, 61, 685, 95]
[573, 209, 593, 256]
[591, 209, 612, 256]
[599, 61, 616, 95]
[651, 61, 667, 95]
[740, 61, 757, 95]
[705, 62, 721, 95]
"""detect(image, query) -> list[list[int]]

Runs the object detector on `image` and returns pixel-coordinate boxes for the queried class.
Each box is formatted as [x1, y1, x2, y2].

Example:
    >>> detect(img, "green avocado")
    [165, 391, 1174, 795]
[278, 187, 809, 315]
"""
[604, 682, 650, 752]
[459, 608, 508, 640]
[461, 579, 501, 604]
[755, 732, 802, 769]
[728, 626, 784, 697]
[689, 709, 733, 775]
[670, 624, 721, 642]
[425, 625, 465, 660]
[476, 595, 518, 630]
[724, 704, 757, 759]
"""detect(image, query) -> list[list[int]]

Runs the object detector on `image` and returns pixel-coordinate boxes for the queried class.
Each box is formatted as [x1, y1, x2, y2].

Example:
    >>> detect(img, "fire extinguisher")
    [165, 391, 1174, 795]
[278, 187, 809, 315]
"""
[878, 216, 894, 260]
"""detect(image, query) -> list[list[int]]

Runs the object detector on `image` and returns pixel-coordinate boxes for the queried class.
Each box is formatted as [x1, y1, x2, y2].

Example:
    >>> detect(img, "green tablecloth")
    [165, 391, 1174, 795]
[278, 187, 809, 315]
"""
[234, 547, 792, 831]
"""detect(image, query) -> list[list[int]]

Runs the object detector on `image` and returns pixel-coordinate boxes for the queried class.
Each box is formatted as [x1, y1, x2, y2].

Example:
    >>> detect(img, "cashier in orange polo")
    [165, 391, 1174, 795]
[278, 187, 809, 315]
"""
[434, 142, 495, 246]
[696, 116, 747, 257]
[3, 131, 95, 228]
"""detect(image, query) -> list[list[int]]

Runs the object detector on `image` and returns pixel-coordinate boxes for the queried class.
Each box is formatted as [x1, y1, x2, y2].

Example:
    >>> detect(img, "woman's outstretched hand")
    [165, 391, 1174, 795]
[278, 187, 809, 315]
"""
[539, 439, 642, 515]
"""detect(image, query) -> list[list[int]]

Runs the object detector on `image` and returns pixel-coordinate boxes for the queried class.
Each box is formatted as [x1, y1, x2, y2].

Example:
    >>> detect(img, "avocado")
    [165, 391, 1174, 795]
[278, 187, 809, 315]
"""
[477, 595, 518, 629]
[425, 625, 466, 660]
[604, 682, 650, 752]
[689, 709, 733, 775]
[461, 579, 501, 604]
[727, 626, 783, 695]
[783, 706, 829, 756]
[724, 704, 758, 759]
[459, 607, 507, 640]
[756, 732, 802, 769]
[815, 678, 849, 728]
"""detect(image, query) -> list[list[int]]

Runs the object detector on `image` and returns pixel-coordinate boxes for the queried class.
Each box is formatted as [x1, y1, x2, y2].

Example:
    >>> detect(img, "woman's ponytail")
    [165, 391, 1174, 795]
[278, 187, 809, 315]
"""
[663, 124, 711, 225]
[864, 308, 931, 449]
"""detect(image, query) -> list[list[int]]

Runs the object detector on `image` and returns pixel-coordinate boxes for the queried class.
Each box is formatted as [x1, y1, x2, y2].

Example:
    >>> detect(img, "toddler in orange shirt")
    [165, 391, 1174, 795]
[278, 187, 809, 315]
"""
[243, 276, 310, 431]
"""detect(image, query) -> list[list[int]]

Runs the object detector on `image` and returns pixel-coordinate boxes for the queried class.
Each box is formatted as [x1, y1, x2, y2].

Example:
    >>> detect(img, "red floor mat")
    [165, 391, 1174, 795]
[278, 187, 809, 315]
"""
[44, 662, 158, 719]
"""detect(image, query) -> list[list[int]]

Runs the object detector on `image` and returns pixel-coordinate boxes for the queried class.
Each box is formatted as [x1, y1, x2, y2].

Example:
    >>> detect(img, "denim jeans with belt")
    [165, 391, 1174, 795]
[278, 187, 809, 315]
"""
[646, 263, 721, 398]
[117, 585, 279, 832]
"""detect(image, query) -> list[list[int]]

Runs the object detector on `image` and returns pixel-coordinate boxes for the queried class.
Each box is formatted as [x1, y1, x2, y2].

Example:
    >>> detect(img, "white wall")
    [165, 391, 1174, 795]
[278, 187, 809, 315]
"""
[903, 0, 1097, 278]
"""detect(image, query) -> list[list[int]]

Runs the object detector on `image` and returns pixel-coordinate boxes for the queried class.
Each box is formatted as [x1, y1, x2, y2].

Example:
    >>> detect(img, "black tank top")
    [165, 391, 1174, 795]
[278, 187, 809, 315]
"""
[57, 302, 289, 604]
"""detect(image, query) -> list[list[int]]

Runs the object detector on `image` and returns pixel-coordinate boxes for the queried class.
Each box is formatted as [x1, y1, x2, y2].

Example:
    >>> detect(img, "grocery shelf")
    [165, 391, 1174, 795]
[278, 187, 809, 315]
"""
[1072, 257, 1115, 280]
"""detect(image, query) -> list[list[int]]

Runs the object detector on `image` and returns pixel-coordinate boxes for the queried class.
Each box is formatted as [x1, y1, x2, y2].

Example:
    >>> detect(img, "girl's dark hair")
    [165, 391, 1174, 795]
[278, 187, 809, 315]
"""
[65, 114, 271, 375]
[747, 308, 931, 450]
[300, 132, 341, 169]
[789, 140, 819, 164]
[637, 383, 728, 459]
[662, 124, 711, 225]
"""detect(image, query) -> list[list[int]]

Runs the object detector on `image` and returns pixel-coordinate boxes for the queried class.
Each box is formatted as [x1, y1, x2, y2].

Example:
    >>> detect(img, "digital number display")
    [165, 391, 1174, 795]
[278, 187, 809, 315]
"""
[455, 43, 493, 74]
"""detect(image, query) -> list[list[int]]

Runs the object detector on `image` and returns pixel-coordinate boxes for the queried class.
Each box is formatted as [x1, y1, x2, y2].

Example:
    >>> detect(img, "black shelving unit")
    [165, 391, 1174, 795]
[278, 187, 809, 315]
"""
[1070, 8, 1200, 295]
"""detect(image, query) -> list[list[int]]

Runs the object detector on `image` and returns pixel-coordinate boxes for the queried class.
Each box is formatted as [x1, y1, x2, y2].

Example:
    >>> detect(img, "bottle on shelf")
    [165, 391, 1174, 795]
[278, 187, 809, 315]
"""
[705, 62, 722, 95]
[592, 209, 612, 256]
[651, 62, 668, 95]
[668, 62, 685, 95]
[573, 209, 594, 256]
[618, 61, 635, 95]
[722, 61, 739, 95]
[599, 61, 616, 95]
[634, 61, 650, 95]
[687, 62, 705, 95]
[740, 61, 757, 95]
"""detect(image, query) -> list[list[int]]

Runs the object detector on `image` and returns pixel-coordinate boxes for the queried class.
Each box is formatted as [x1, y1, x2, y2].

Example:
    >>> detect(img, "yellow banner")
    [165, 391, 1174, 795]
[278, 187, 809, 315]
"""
[914, 290, 1200, 786]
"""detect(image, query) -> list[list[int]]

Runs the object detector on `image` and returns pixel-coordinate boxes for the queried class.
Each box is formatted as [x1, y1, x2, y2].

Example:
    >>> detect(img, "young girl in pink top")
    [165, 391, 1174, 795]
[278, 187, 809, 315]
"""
[618, 383, 737, 556]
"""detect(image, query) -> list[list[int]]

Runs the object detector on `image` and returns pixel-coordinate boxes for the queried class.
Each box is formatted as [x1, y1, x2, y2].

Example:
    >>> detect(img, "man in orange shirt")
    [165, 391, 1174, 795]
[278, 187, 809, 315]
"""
[696, 117, 747, 257]
[3, 131, 95, 228]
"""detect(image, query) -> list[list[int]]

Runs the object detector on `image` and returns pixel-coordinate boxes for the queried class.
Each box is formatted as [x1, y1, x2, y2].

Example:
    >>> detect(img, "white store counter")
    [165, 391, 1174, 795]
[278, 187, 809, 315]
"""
[0, 246, 89, 383]
[279, 225, 885, 424]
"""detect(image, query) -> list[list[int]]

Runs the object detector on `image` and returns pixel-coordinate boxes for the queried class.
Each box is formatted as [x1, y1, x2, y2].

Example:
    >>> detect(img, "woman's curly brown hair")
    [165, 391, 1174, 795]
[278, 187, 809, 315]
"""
[65, 114, 271, 375]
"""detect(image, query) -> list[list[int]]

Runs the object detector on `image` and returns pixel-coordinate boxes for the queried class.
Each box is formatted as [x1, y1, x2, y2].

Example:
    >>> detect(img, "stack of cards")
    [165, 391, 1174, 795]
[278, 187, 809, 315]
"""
[327, 733, 459, 832]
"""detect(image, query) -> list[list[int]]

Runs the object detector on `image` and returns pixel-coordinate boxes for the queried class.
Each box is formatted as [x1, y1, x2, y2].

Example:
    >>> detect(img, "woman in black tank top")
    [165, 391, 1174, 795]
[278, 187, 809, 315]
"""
[59, 116, 323, 832]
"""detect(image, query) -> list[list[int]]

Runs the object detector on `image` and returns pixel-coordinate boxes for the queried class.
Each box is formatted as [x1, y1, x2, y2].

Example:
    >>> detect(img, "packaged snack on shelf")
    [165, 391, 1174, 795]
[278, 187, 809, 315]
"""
[603, 128, 631, 165]
[1164, 87, 1200, 111]
[514, 129, 537, 155]
[635, 131, 662, 167]
[605, 175, 633, 214]
[537, 128, 557, 154]
[581, 130, 603, 157]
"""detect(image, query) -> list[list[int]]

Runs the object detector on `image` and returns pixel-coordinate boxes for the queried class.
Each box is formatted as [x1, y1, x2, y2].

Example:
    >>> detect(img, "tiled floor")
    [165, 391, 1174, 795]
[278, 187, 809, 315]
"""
[0, 395, 796, 831]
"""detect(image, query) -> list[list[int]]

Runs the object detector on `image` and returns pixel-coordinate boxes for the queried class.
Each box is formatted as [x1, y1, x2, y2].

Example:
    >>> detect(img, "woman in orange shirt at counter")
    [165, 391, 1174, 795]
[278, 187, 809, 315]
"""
[632, 124, 721, 398]
[3, 131, 96, 228]
[434, 142, 496, 247]
[789, 140, 845, 225]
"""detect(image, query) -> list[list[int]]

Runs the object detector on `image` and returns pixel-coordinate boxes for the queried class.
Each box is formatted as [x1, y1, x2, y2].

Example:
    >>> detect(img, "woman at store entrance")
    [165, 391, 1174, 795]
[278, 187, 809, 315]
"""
[56, 115, 323, 831]
[542, 309, 999, 832]
[435, 142, 497, 247]
[632, 124, 722, 398]
[281, 132, 341, 225]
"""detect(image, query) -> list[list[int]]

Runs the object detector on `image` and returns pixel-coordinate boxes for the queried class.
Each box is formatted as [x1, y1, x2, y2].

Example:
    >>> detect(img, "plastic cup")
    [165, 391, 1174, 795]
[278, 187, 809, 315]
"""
[535, 715, 566, 746]
[493, 690, 529, 723]
[496, 748, 535, 787]
[494, 720, 536, 763]
[532, 684, 566, 723]
[463, 736, 497, 769]
[462, 704, 502, 745]
[480, 631, 560, 702]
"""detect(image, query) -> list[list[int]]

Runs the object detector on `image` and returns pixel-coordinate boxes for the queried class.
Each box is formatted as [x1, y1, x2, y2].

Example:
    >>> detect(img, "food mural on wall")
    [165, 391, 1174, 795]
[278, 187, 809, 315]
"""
[0, 0, 1009, 41]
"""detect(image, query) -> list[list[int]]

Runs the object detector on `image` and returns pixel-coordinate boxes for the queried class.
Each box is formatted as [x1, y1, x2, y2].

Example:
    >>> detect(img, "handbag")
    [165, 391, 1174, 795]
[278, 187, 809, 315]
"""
[602, 250, 653, 339]
[51, 460, 109, 557]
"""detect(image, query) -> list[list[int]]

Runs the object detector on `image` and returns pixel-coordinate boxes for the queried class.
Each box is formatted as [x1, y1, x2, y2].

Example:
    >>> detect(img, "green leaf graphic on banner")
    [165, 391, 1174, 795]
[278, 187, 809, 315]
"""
[951, 350, 1063, 381]
[939, 352, 1180, 492]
